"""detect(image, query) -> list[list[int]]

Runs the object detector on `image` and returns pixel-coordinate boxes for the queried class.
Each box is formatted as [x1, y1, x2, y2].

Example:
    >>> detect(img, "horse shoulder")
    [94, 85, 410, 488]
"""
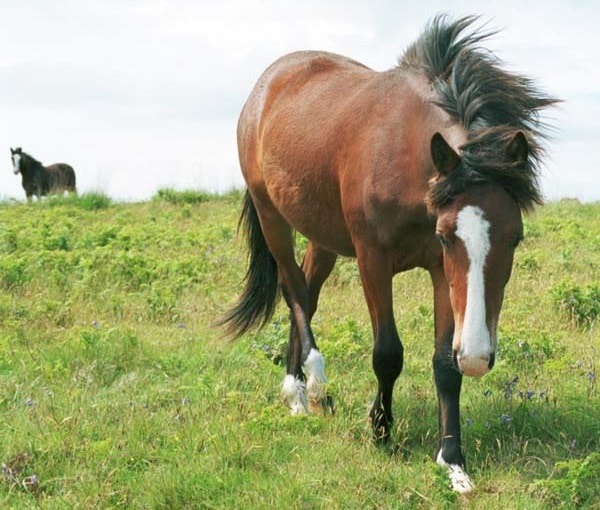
[338, 126, 435, 262]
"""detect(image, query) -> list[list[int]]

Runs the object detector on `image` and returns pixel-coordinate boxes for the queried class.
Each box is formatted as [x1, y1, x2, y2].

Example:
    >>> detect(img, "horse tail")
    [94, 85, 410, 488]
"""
[220, 190, 279, 338]
[69, 166, 77, 194]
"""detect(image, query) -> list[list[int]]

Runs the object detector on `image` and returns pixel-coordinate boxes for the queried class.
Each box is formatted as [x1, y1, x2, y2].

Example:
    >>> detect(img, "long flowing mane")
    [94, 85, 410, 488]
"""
[398, 14, 559, 211]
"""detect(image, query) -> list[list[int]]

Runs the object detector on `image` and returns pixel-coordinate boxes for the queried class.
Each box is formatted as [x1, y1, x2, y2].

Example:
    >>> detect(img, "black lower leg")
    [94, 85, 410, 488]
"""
[370, 331, 404, 443]
[286, 315, 305, 379]
[433, 349, 464, 467]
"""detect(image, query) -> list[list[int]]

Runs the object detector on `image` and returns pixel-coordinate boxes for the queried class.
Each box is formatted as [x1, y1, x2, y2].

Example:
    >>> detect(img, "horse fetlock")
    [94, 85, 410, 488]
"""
[303, 349, 327, 383]
[303, 348, 328, 409]
[369, 406, 392, 443]
[281, 375, 308, 415]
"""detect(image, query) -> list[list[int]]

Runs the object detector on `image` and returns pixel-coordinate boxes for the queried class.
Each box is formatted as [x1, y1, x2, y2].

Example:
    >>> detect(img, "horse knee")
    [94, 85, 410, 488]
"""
[432, 351, 462, 393]
[373, 337, 404, 382]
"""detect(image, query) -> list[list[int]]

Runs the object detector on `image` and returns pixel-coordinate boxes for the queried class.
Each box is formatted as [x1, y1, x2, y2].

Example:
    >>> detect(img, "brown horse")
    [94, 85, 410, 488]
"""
[223, 15, 557, 493]
[11, 147, 77, 201]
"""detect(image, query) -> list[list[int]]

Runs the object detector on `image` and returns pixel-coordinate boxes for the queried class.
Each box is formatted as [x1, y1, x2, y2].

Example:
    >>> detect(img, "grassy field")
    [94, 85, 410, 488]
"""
[0, 191, 598, 509]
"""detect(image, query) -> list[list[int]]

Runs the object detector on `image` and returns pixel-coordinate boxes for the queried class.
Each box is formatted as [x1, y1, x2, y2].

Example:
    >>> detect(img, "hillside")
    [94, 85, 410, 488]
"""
[1, 192, 598, 508]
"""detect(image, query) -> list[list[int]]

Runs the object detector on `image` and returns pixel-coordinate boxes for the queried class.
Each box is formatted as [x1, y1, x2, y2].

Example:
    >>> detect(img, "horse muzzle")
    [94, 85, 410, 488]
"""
[454, 350, 495, 378]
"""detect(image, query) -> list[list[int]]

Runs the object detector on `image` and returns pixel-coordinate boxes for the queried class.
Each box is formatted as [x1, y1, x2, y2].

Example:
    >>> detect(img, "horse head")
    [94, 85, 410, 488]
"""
[10, 147, 23, 175]
[430, 131, 527, 377]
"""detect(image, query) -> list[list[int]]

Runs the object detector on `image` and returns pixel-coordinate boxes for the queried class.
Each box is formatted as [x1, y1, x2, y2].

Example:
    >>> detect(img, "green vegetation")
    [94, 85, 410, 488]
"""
[152, 188, 233, 205]
[552, 281, 600, 329]
[0, 195, 598, 508]
[534, 453, 600, 507]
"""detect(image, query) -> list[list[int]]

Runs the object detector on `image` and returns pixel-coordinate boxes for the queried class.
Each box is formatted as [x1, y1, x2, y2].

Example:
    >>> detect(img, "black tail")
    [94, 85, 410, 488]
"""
[220, 190, 279, 337]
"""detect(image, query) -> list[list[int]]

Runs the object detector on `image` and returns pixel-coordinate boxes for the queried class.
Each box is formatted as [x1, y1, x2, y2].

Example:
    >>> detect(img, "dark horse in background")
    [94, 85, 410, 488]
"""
[11, 147, 77, 201]
[223, 15, 557, 493]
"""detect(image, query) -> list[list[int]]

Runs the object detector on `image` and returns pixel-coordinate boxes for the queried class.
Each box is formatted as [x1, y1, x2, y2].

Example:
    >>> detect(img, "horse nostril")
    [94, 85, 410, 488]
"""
[488, 352, 496, 370]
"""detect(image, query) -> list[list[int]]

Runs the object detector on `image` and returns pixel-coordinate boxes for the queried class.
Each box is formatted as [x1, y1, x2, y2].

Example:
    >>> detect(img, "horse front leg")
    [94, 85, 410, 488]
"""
[433, 344, 474, 493]
[356, 247, 403, 444]
[430, 266, 474, 493]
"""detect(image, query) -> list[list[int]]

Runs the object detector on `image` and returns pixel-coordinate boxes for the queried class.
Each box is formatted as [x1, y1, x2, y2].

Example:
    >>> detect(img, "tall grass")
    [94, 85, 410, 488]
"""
[46, 192, 112, 210]
[0, 197, 598, 508]
[153, 188, 225, 205]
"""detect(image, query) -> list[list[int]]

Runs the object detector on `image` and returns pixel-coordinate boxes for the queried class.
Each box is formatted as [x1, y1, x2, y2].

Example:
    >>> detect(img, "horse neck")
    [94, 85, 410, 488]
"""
[403, 69, 468, 152]
[20, 157, 43, 182]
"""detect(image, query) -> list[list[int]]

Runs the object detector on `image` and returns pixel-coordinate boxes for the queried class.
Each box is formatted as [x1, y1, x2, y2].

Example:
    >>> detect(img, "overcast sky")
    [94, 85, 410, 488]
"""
[1, 0, 599, 202]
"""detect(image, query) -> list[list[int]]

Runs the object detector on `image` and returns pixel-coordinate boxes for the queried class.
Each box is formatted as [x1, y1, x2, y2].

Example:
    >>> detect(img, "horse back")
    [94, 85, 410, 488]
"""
[239, 51, 439, 258]
[46, 163, 77, 191]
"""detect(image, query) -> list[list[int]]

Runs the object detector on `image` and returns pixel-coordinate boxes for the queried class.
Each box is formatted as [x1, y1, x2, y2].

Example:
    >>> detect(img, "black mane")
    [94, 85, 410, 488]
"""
[399, 14, 559, 211]
[20, 150, 44, 171]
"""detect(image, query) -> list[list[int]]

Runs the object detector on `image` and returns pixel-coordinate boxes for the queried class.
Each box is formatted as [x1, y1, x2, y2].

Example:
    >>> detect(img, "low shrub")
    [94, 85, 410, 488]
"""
[552, 281, 600, 329]
[153, 188, 216, 205]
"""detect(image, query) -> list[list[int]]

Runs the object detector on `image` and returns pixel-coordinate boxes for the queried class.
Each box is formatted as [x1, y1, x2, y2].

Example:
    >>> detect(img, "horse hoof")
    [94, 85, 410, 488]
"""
[373, 430, 391, 446]
[446, 464, 475, 494]
[436, 452, 475, 494]
[309, 394, 335, 415]
[282, 375, 334, 416]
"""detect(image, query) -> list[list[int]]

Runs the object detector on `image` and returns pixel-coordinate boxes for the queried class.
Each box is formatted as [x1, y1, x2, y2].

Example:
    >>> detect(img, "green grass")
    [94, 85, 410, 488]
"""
[0, 195, 598, 508]
[152, 188, 235, 205]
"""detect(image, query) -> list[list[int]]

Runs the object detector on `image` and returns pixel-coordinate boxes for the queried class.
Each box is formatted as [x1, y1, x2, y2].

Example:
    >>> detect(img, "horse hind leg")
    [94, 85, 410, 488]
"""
[285, 242, 337, 414]
[69, 172, 77, 195]
[249, 199, 331, 416]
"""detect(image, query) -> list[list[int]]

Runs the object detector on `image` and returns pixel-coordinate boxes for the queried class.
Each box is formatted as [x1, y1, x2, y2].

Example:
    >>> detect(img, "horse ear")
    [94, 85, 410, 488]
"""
[431, 132, 460, 176]
[506, 131, 528, 163]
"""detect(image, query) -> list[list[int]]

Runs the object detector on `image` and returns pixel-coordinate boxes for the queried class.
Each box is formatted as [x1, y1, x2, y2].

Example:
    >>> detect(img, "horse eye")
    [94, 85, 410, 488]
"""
[436, 232, 450, 248]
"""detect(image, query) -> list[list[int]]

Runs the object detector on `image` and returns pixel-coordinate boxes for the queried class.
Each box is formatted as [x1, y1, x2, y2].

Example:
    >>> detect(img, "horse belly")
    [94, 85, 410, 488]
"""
[263, 161, 355, 256]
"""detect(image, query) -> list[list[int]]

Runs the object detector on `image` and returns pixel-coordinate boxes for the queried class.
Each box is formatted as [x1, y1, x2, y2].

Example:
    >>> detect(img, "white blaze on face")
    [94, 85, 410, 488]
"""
[12, 153, 21, 174]
[455, 205, 492, 365]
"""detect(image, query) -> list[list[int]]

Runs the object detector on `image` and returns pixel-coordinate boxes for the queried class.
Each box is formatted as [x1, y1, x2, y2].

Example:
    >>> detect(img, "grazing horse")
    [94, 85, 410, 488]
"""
[222, 15, 557, 493]
[10, 147, 77, 201]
